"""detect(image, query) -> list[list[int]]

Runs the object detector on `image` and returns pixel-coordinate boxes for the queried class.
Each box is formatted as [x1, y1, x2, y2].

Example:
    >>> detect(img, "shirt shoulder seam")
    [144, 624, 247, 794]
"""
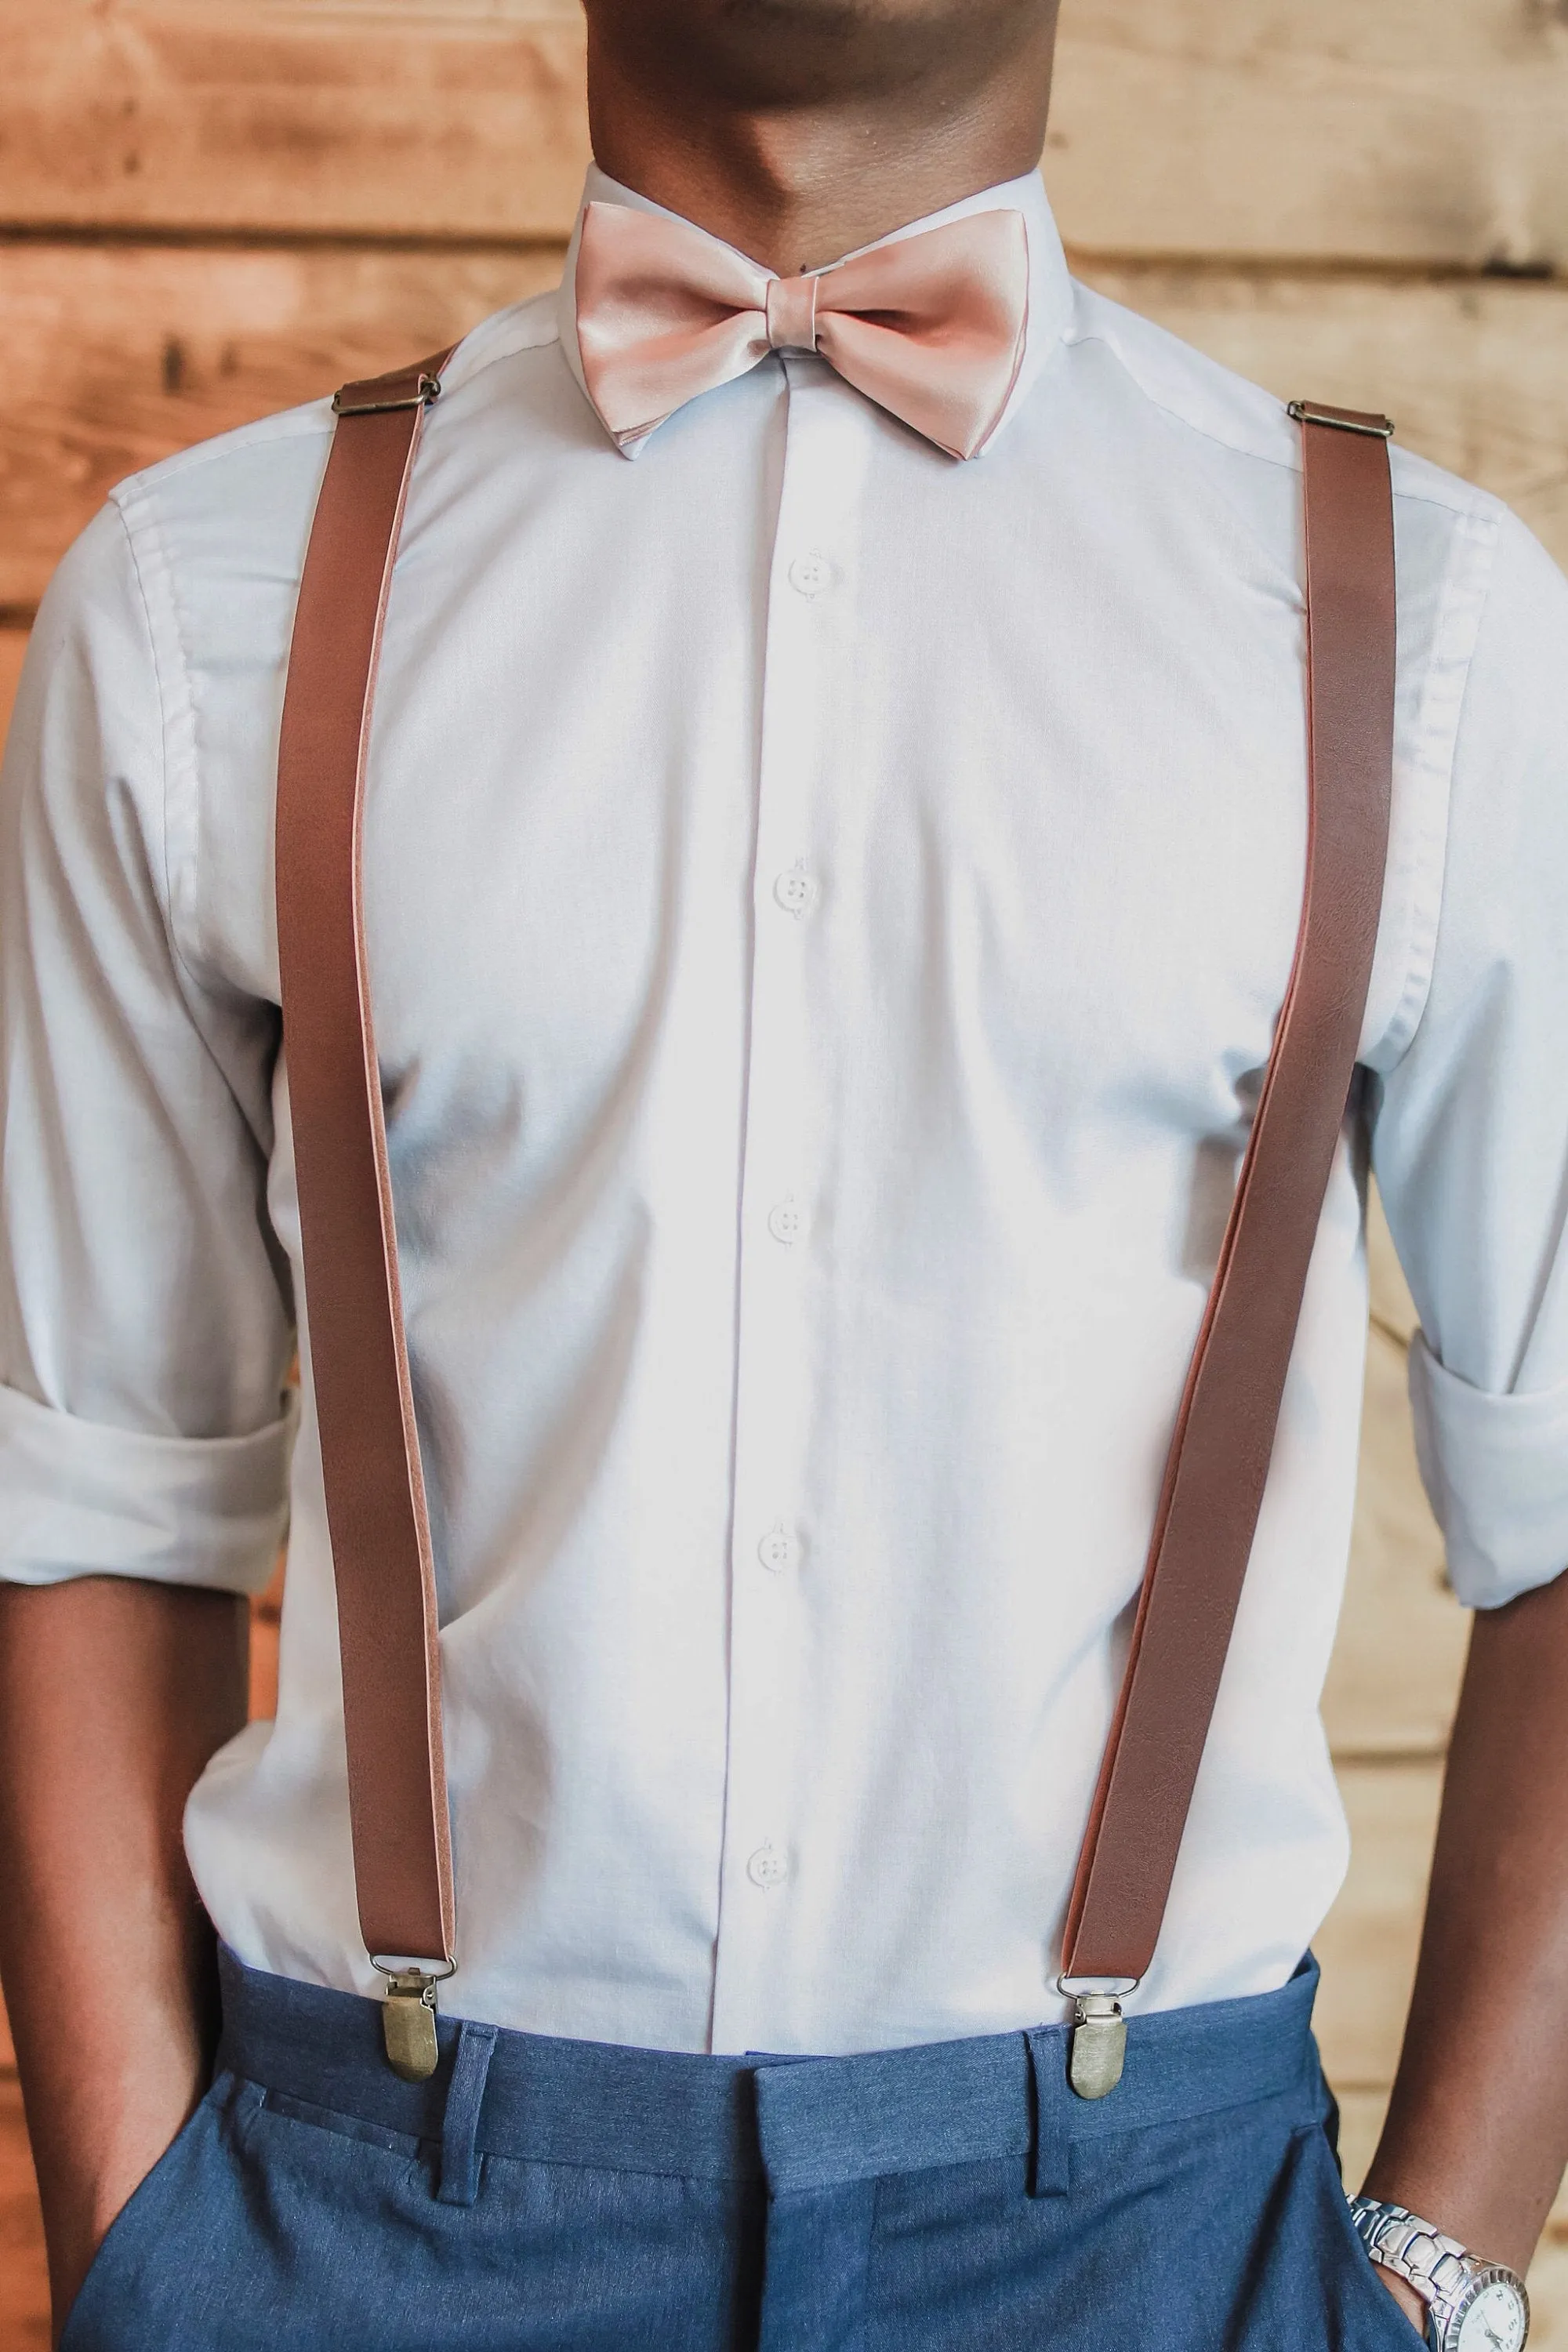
[1373, 499, 1505, 1074]
[115, 407, 336, 507]
[103, 497, 189, 984]
[1064, 310, 1495, 525]
[446, 302, 562, 393]
[107, 483, 208, 996]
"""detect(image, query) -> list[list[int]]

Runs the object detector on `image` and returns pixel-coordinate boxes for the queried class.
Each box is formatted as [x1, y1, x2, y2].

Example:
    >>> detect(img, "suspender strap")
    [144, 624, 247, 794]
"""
[274, 356, 1394, 2067]
[276, 351, 456, 1977]
[1059, 401, 1396, 1993]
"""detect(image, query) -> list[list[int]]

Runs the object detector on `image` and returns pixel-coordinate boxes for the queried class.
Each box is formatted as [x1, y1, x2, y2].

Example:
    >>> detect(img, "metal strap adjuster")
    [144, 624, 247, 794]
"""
[332, 372, 444, 418]
[372, 1953, 456, 2082]
[1058, 1973, 1139, 2100]
[1288, 399, 1395, 440]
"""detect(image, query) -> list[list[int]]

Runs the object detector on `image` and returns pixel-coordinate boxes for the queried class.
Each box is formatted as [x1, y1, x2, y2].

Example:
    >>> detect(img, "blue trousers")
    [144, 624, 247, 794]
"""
[63, 1949, 1417, 2350]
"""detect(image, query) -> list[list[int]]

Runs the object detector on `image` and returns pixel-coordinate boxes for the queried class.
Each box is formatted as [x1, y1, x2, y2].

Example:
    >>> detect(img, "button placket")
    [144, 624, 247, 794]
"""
[710, 365, 866, 2053]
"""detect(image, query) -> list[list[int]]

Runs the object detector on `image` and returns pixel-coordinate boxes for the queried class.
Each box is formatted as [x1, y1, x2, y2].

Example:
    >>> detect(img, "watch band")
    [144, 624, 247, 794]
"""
[1348, 2197, 1530, 2350]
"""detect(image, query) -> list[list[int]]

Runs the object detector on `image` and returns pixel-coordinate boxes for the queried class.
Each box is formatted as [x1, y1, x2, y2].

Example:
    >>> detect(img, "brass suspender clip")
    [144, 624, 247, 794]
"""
[332, 373, 445, 417]
[1287, 399, 1395, 439]
[373, 1958, 456, 2082]
[1058, 1975, 1138, 2101]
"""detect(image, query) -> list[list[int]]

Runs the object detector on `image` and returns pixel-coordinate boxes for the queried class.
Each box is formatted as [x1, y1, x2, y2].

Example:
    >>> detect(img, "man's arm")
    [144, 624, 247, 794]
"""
[0, 503, 295, 2334]
[0, 1577, 248, 2336]
[1362, 495, 1568, 2328]
[1364, 1567, 1568, 2311]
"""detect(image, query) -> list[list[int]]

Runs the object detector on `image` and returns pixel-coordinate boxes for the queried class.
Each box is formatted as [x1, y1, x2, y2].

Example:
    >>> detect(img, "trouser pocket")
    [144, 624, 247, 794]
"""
[1302, 2129, 1427, 2350]
[58, 2073, 248, 2352]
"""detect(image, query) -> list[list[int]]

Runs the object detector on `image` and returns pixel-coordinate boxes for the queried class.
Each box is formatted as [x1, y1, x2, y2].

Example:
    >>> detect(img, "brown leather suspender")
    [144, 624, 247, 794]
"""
[274, 360, 1396, 2086]
[1058, 396, 1396, 2092]
[276, 353, 457, 2080]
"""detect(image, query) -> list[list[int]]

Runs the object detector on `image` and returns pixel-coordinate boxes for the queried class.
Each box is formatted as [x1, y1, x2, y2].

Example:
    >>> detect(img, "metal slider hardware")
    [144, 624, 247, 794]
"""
[1287, 399, 1396, 440]
[373, 1957, 456, 2082]
[332, 374, 445, 418]
[1058, 1975, 1138, 2100]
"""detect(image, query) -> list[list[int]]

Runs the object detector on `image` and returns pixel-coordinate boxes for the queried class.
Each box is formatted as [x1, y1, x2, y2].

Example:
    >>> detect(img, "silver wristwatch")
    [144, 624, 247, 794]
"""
[1348, 2196, 1530, 2351]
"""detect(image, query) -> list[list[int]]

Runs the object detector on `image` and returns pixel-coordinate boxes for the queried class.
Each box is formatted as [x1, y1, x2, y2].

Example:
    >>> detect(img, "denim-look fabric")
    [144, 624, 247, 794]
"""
[61, 1951, 1420, 2351]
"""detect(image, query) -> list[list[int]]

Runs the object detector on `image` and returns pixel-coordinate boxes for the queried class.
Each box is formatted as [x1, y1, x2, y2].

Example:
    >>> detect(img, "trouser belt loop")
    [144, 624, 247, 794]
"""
[438, 2020, 499, 2205]
[1024, 2031, 1073, 2198]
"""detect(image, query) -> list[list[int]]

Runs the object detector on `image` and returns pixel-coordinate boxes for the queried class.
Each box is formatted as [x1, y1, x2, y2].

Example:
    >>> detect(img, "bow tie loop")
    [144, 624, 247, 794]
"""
[765, 272, 821, 355]
[574, 201, 1030, 461]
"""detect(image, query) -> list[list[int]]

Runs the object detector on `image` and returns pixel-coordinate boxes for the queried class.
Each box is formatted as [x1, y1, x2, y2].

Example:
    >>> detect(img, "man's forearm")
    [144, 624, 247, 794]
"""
[0, 1577, 248, 2337]
[1365, 1567, 1568, 2281]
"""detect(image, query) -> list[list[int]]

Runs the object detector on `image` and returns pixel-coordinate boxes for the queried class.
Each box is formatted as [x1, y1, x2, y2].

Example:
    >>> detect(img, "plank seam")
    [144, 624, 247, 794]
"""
[1068, 249, 1563, 287]
[0, 223, 1558, 287]
[0, 222, 572, 257]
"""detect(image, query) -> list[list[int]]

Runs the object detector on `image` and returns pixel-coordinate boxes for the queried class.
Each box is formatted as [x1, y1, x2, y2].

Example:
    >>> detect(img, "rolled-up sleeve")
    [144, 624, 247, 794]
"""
[0, 500, 294, 1594]
[1373, 507, 1568, 1610]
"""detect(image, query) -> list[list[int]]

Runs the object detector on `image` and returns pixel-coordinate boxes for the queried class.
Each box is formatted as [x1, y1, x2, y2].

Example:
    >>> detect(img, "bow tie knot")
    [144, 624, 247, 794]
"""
[764, 271, 821, 356]
[574, 201, 1030, 462]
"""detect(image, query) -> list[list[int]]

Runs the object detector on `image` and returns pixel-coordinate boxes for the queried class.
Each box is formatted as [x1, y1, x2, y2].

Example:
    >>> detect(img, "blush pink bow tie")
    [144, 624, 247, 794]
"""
[574, 201, 1031, 462]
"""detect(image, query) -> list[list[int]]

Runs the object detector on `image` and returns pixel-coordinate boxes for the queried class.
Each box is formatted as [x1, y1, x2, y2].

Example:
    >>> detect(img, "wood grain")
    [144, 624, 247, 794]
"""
[249, 1557, 285, 1723]
[1316, 1758, 1443, 2090]
[4, 2, 1568, 265]
[1048, 0, 1568, 268]
[0, 241, 561, 605]
[0, 0, 590, 240]
[1367, 1184, 1419, 1349]
[1528, 2249, 1568, 2352]
[0, 2078, 47, 2352]
[0, 632, 27, 763]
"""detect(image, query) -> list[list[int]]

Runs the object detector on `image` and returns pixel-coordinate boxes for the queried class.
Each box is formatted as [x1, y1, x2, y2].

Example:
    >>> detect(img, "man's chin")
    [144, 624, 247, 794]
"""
[585, 0, 1058, 109]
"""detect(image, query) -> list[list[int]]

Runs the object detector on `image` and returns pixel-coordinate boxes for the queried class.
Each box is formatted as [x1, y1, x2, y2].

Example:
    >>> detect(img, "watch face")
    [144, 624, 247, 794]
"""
[1451, 2275, 1528, 2352]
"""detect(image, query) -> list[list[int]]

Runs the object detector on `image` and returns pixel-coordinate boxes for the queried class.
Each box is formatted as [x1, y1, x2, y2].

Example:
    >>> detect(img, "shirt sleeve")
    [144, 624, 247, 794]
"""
[1372, 505, 1568, 1610]
[0, 500, 295, 1593]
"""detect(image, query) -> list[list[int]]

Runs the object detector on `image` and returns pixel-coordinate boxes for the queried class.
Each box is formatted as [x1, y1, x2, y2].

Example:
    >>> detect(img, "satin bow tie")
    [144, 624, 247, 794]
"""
[573, 201, 1031, 461]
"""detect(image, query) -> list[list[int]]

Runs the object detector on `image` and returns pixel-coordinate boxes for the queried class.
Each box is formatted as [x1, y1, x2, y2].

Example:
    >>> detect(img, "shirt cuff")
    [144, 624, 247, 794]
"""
[1407, 1333, 1568, 1609]
[0, 1381, 296, 1594]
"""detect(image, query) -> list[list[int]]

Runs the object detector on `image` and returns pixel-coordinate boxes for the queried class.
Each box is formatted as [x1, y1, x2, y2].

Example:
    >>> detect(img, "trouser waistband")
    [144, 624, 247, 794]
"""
[216, 1948, 1327, 2200]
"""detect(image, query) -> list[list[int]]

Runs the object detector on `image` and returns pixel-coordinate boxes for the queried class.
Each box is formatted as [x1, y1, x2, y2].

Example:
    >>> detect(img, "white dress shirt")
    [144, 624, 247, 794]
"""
[4, 165, 1568, 2056]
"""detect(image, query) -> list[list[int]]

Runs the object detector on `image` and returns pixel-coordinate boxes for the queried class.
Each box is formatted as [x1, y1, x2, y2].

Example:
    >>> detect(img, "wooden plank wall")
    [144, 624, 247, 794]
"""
[2, 5, 1565, 2345]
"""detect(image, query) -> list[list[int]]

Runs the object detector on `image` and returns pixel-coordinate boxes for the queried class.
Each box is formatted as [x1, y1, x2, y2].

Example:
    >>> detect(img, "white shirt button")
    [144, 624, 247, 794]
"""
[773, 865, 819, 918]
[757, 1522, 800, 1573]
[747, 1842, 789, 1889]
[787, 550, 832, 598]
[767, 1199, 804, 1246]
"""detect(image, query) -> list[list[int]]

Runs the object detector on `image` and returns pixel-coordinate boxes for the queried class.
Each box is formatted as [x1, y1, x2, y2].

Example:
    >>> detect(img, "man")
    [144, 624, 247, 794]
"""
[2, 1, 1566, 2344]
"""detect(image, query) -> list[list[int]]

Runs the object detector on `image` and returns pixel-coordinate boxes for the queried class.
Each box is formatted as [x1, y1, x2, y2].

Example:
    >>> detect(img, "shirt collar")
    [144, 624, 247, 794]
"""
[556, 161, 1073, 459]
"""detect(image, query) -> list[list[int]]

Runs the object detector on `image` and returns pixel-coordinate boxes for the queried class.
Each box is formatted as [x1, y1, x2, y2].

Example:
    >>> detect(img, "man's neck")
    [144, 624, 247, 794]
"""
[584, 16, 1059, 276]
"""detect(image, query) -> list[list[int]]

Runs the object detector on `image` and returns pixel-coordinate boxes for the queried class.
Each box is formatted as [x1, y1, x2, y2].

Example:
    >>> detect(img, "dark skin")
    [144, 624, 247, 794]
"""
[1363, 1572, 1568, 2296]
[585, 0, 1064, 274]
[3, 3, 1564, 2339]
[0, 1579, 247, 2338]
